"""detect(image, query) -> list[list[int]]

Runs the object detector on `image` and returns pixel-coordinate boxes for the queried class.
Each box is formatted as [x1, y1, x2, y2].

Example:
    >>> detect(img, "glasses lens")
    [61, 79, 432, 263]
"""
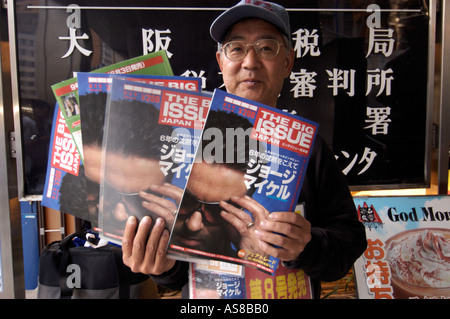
[224, 41, 246, 61]
[179, 192, 225, 225]
[201, 203, 223, 224]
[121, 193, 143, 215]
[102, 184, 154, 218]
[224, 39, 280, 61]
[179, 192, 198, 216]
[255, 39, 280, 58]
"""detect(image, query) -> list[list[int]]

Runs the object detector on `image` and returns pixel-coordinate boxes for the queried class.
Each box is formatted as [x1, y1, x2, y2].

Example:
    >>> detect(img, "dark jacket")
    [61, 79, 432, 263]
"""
[151, 134, 367, 299]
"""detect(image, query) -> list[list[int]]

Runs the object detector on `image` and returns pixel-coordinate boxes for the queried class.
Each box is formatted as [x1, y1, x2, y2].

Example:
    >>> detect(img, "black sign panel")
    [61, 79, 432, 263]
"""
[11, 0, 431, 197]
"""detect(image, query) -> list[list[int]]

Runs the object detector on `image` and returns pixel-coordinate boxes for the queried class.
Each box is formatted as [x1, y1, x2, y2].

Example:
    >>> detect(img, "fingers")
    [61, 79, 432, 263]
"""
[142, 218, 174, 275]
[220, 195, 269, 231]
[219, 196, 312, 261]
[140, 193, 177, 227]
[262, 212, 309, 240]
[122, 216, 138, 266]
[255, 212, 312, 261]
[220, 201, 252, 233]
[149, 183, 184, 205]
[207, 193, 312, 263]
[140, 183, 183, 227]
[231, 195, 269, 222]
[122, 215, 175, 275]
[140, 190, 176, 211]
[122, 216, 151, 272]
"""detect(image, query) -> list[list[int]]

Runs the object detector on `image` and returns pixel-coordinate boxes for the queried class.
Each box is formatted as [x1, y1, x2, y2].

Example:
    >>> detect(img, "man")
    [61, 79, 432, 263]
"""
[122, 0, 367, 298]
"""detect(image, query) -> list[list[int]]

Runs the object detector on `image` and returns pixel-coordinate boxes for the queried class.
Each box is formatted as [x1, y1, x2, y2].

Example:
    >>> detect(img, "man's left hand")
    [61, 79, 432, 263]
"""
[220, 195, 311, 262]
[255, 210, 311, 262]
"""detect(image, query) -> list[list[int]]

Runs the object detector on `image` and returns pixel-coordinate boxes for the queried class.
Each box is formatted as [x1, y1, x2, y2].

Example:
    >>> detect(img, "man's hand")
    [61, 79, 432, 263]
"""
[256, 211, 311, 261]
[139, 182, 183, 229]
[220, 195, 311, 262]
[122, 215, 175, 275]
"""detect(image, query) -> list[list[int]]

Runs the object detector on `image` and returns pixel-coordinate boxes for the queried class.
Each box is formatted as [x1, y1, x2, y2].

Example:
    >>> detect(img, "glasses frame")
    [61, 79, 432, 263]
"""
[101, 183, 164, 217]
[179, 191, 239, 226]
[221, 38, 283, 61]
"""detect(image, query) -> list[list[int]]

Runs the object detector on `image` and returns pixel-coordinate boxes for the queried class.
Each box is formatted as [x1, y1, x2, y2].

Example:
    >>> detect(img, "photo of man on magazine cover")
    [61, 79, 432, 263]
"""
[169, 109, 267, 259]
[100, 97, 179, 240]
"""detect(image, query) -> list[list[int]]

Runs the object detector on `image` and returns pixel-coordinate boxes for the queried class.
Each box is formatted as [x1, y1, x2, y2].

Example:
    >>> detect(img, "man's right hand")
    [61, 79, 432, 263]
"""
[122, 215, 175, 275]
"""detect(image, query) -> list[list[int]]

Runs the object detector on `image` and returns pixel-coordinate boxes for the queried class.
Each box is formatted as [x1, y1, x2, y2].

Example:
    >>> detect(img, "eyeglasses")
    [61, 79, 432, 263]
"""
[221, 39, 283, 61]
[178, 191, 240, 226]
[102, 184, 163, 218]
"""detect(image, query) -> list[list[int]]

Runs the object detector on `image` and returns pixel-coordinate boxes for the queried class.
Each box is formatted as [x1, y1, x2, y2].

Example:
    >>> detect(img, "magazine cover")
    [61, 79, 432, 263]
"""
[42, 73, 200, 229]
[189, 204, 313, 299]
[353, 195, 450, 299]
[78, 73, 201, 229]
[41, 105, 84, 215]
[167, 89, 319, 275]
[51, 50, 173, 162]
[99, 77, 211, 244]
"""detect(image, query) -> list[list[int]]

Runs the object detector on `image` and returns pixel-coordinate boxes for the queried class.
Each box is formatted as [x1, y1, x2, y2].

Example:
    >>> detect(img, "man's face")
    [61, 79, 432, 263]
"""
[173, 162, 248, 252]
[83, 145, 103, 225]
[100, 151, 166, 234]
[216, 18, 294, 108]
[83, 145, 103, 185]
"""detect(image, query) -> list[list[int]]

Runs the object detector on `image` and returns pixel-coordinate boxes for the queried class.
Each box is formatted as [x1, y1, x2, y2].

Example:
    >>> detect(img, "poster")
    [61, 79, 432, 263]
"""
[11, 0, 433, 197]
[354, 195, 450, 299]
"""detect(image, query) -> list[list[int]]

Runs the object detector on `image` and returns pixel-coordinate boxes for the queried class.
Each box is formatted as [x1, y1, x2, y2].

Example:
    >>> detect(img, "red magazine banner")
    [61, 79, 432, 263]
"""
[51, 109, 80, 175]
[158, 89, 210, 130]
[251, 107, 316, 157]
[53, 81, 78, 98]
[244, 266, 312, 299]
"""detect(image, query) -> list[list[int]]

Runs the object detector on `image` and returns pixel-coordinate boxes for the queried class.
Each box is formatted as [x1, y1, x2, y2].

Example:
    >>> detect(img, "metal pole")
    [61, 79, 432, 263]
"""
[0, 1, 25, 299]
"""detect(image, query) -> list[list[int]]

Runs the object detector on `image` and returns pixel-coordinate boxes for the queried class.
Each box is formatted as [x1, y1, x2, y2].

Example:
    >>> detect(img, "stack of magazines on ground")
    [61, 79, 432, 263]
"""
[42, 50, 318, 299]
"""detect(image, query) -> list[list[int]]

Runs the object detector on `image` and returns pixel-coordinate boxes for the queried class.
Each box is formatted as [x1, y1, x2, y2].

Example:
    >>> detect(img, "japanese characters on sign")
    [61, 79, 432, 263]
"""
[364, 238, 394, 299]
[15, 1, 430, 196]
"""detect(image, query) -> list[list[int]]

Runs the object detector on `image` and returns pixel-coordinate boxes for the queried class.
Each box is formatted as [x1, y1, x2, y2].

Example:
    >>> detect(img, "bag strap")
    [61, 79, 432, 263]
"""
[58, 232, 81, 298]
[111, 246, 130, 299]
[58, 249, 73, 298]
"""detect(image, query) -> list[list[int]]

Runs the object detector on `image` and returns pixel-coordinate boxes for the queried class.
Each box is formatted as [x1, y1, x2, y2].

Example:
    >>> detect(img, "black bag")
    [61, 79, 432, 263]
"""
[37, 232, 157, 299]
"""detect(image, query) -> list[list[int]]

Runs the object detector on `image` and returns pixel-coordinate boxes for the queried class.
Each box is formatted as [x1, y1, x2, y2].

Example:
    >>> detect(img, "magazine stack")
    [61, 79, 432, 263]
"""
[41, 50, 318, 299]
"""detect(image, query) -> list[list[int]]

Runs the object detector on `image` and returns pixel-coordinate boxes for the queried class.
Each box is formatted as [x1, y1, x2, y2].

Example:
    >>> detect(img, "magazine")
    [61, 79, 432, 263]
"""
[353, 195, 450, 299]
[41, 73, 201, 229]
[41, 104, 85, 216]
[99, 77, 211, 244]
[189, 203, 313, 299]
[167, 89, 319, 275]
[190, 261, 312, 299]
[50, 50, 173, 162]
